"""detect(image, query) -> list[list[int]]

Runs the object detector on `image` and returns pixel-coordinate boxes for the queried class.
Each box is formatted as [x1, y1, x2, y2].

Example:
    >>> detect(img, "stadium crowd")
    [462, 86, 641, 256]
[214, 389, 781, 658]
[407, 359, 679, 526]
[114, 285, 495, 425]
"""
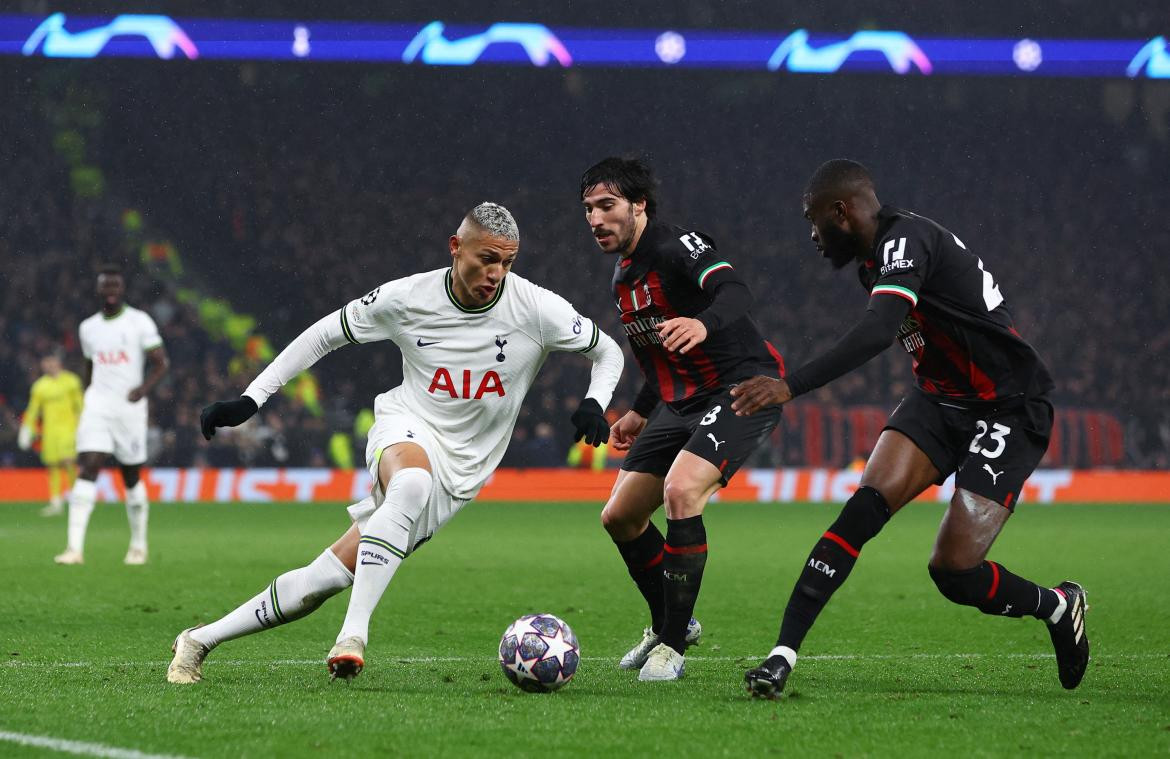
[4, 63, 1167, 468]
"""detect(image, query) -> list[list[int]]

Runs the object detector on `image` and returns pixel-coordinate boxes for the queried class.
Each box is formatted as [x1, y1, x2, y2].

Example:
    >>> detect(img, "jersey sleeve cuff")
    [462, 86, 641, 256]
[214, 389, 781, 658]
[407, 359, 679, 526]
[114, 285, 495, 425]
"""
[870, 285, 918, 306]
[339, 306, 360, 344]
[575, 321, 600, 353]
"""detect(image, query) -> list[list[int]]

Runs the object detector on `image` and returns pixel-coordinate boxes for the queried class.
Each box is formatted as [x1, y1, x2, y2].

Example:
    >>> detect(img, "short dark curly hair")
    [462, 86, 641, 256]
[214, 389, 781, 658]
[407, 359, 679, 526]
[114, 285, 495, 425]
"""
[580, 156, 658, 218]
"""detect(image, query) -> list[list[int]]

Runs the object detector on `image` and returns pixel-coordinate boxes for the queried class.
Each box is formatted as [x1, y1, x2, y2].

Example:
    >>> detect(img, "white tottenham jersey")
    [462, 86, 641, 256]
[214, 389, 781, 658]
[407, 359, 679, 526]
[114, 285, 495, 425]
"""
[244, 268, 623, 500]
[79, 305, 163, 410]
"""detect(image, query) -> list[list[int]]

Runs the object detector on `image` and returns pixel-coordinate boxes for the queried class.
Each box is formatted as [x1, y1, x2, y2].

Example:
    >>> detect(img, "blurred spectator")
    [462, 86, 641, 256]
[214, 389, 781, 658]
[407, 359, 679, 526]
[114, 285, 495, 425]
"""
[3, 59, 1166, 468]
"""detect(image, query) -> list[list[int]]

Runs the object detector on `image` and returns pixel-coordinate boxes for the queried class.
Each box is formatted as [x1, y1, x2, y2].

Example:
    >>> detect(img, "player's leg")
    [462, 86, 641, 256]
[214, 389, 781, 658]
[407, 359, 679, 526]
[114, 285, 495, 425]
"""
[330, 441, 433, 679]
[746, 423, 941, 698]
[635, 451, 720, 681]
[641, 394, 780, 681]
[64, 458, 77, 496]
[114, 411, 151, 564]
[167, 520, 361, 684]
[41, 432, 74, 516]
[601, 470, 665, 645]
[928, 398, 1087, 688]
[120, 464, 149, 564]
[42, 459, 65, 517]
[57, 448, 107, 564]
[603, 406, 700, 670]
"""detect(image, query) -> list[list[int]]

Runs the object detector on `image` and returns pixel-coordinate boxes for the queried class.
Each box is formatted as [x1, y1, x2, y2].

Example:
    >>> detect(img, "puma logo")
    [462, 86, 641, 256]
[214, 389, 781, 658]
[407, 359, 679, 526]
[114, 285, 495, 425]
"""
[706, 433, 725, 451]
[983, 464, 1004, 484]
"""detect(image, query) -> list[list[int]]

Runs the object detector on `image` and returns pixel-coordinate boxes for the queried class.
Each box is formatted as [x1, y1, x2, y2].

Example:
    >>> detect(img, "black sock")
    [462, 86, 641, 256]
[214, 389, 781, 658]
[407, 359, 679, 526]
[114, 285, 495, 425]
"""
[930, 561, 1061, 619]
[614, 522, 666, 632]
[777, 486, 891, 651]
[660, 515, 707, 654]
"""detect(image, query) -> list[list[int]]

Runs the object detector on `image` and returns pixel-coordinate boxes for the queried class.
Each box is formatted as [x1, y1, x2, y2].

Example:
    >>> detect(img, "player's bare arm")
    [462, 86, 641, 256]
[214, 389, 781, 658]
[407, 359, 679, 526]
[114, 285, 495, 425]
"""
[730, 376, 793, 415]
[128, 345, 169, 402]
[609, 410, 647, 451]
[733, 297, 906, 416]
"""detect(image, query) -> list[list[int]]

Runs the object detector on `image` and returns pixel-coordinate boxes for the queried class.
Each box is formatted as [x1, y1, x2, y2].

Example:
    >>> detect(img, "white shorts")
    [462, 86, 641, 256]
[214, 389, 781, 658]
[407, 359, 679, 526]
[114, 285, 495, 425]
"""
[75, 406, 148, 465]
[347, 410, 469, 554]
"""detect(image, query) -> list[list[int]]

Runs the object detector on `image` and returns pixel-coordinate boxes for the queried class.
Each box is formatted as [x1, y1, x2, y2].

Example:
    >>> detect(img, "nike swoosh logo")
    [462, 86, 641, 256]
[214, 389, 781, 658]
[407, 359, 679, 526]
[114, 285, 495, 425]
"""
[416, 338, 440, 347]
[360, 559, 385, 566]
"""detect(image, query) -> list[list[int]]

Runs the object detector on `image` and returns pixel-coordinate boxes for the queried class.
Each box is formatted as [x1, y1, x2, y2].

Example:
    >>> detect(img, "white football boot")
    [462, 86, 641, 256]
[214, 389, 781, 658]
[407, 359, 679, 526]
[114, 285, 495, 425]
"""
[53, 549, 84, 565]
[167, 627, 211, 684]
[638, 643, 686, 681]
[40, 501, 64, 517]
[619, 617, 702, 669]
[123, 547, 148, 565]
[327, 637, 366, 681]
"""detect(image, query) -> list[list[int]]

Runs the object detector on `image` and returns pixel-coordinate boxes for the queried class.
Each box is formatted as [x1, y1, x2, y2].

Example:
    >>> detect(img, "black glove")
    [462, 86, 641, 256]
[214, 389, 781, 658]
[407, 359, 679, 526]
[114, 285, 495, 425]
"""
[570, 398, 609, 447]
[200, 396, 259, 440]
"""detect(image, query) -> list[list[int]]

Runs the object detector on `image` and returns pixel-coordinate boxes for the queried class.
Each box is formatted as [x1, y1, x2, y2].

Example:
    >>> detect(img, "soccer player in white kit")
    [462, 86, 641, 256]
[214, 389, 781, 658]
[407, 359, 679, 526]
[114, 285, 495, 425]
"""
[56, 264, 169, 565]
[167, 203, 623, 683]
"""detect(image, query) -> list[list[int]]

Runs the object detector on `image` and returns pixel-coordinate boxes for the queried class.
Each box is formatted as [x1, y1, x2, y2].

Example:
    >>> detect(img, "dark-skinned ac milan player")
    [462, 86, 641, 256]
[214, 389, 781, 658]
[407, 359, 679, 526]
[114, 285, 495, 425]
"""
[581, 157, 786, 681]
[732, 159, 1088, 699]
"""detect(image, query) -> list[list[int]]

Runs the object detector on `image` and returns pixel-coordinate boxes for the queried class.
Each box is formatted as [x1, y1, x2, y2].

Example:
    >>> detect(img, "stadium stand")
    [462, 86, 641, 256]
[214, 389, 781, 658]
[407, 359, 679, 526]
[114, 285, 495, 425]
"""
[4, 62, 1167, 468]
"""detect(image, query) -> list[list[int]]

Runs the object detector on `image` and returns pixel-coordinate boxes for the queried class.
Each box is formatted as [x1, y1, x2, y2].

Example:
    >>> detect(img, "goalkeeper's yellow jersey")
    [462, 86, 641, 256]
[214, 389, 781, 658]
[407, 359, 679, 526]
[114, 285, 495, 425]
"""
[25, 371, 83, 435]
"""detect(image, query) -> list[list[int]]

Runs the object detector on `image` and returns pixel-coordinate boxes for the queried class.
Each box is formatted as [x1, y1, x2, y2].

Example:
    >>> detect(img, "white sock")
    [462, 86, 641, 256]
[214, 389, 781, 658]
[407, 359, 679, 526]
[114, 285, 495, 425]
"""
[50, 494, 64, 509]
[1047, 587, 1068, 625]
[191, 549, 354, 649]
[337, 468, 432, 645]
[768, 645, 798, 670]
[125, 481, 149, 552]
[66, 479, 97, 554]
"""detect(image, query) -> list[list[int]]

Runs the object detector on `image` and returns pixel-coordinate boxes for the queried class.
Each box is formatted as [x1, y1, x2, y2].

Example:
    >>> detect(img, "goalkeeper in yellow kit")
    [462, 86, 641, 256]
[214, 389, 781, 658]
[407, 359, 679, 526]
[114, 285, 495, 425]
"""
[19, 352, 83, 516]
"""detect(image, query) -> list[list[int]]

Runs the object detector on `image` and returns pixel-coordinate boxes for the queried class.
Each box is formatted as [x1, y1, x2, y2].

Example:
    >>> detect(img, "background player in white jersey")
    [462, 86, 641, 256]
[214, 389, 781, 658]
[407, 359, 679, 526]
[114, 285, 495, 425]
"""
[168, 203, 623, 684]
[56, 264, 169, 566]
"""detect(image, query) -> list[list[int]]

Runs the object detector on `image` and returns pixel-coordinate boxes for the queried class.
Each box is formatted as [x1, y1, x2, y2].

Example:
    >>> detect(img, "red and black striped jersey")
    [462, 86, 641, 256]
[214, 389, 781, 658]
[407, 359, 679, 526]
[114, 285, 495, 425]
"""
[861, 206, 1054, 404]
[612, 220, 784, 408]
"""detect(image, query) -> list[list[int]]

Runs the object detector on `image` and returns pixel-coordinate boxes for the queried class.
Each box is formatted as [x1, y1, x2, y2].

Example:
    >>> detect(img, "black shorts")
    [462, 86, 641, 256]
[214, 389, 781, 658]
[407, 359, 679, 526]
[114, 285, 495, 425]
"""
[621, 388, 781, 486]
[886, 391, 1054, 510]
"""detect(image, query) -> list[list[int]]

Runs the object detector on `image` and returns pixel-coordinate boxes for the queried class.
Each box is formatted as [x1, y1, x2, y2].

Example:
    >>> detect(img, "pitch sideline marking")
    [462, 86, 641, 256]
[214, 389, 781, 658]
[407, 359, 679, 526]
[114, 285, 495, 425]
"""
[0, 730, 192, 759]
[2, 652, 1157, 669]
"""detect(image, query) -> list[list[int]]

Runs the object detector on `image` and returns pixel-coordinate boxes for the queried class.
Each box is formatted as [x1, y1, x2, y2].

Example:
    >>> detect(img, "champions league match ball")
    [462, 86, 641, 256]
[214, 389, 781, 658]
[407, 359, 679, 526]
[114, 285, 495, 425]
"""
[498, 614, 580, 693]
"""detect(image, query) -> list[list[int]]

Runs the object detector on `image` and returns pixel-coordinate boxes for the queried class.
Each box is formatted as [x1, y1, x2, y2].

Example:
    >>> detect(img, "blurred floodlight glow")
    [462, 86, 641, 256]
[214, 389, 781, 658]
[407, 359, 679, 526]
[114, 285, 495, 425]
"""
[1013, 38, 1042, 71]
[654, 31, 686, 64]
[292, 25, 310, 58]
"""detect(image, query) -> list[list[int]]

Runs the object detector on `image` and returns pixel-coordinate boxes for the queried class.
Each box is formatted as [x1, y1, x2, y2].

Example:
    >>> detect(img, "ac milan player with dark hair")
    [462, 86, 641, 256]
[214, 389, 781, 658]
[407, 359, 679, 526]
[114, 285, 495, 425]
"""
[580, 156, 786, 681]
[732, 159, 1089, 699]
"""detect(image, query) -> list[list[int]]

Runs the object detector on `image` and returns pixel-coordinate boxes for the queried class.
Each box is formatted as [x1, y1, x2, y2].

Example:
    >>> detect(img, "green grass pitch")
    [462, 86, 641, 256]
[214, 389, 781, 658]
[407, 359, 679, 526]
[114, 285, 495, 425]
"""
[1, 500, 1169, 757]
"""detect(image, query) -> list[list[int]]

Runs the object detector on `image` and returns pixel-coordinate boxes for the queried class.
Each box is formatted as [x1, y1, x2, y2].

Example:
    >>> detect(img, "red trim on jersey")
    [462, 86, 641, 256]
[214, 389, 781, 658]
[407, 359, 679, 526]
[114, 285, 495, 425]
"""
[614, 281, 632, 315]
[645, 272, 680, 319]
[667, 350, 700, 398]
[919, 318, 998, 400]
[765, 340, 786, 377]
[1003, 492, 1015, 509]
[986, 561, 1001, 600]
[664, 542, 709, 555]
[642, 550, 664, 570]
[823, 531, 859, 558]
[684, 344, 721, 391]
[718, 459, 729, 473]
[646, 352, 678, 402]
[647, 270, 707, 400]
